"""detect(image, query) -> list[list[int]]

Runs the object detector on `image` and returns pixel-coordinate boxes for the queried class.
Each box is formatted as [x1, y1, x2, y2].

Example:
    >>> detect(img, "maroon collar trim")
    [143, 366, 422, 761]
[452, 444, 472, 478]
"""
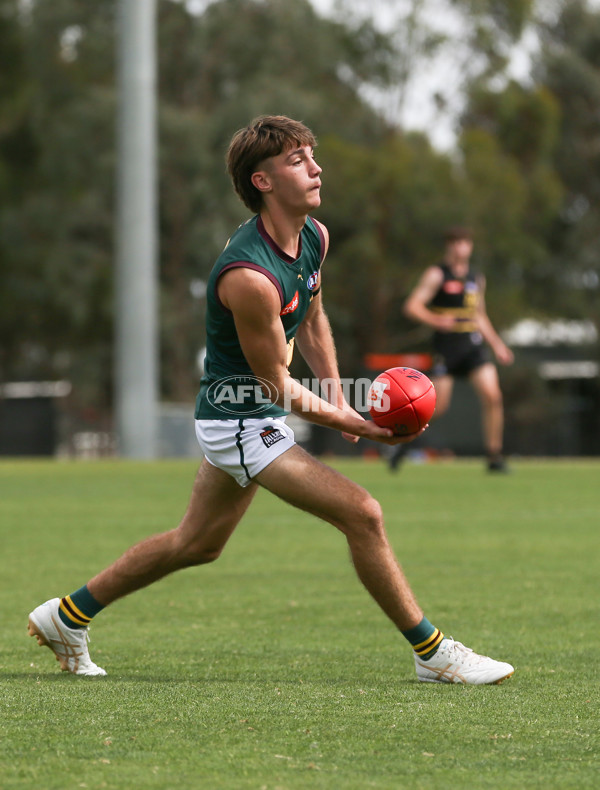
[257, 215, 302, 263]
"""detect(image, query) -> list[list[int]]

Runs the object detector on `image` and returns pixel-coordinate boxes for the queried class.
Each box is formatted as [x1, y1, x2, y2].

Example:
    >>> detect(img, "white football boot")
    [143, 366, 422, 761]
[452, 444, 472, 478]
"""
[415, 637, 514, 685]
[28, 598, 106, 676]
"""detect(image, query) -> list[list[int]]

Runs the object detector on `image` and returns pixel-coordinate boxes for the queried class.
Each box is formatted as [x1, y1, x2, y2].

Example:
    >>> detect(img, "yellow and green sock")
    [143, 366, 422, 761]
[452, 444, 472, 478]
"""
[58, 585, 105, 630]
[402, 616, 444, 660]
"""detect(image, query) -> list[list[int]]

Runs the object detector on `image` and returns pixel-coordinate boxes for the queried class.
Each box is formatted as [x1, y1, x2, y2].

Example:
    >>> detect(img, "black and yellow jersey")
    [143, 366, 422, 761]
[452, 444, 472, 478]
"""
[429, 262, 480, 334]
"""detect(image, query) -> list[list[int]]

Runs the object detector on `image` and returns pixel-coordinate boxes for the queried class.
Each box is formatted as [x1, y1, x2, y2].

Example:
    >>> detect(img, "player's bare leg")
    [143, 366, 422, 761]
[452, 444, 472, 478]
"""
[257, 444, 514, 684]
[430, 374, 454, 419]
[256, 445, 423, 631]
[87, 460, 259, 606]
[469, 363, 505, 463]
[28, 461, 258, 675]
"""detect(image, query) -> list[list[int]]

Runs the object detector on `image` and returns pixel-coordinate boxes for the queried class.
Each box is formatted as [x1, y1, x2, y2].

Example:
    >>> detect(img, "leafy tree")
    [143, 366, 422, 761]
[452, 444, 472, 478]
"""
[324, 0, 536, 137]
[0, 0, 116, 411]
[458, 80, 563, 325]
[534, 0, 600, 323]
[3, 0, 597, 428]
[0, 0, 399, 408]
[154, 0, 395, 395]
[317, 132, 465, 368]
[455, 0, 600, 327]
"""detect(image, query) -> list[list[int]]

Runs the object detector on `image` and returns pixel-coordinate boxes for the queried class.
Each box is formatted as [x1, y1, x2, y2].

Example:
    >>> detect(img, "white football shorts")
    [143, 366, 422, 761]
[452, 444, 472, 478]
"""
[194, 416, 296, 487]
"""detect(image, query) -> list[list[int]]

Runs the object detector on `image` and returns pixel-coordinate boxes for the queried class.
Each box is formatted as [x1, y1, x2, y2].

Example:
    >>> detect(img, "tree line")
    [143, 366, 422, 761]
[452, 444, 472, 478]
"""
[0, 0, 598, 418]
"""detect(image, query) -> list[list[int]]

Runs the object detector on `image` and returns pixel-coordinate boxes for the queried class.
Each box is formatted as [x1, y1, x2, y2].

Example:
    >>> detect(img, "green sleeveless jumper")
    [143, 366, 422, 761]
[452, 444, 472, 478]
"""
[195, 215, 324, 420]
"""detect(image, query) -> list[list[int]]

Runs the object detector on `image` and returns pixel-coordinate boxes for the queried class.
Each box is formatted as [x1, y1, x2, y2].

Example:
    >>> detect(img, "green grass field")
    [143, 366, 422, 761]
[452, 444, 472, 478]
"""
[1, 457, 599, 789]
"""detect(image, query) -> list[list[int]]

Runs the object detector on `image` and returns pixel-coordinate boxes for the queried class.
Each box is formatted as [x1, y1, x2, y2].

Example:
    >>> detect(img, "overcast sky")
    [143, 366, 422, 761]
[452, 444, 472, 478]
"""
[184, 0, 597, 150]
[308, 0, 541, 150]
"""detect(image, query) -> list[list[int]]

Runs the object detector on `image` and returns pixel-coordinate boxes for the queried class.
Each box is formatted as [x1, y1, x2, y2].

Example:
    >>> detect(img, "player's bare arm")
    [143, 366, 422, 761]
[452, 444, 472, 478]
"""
[295, 286, 367, 444]
[294, 222, 346, 408]
[218, 267, 410, 443]
[475, 276, 514, 365]
[294, 223, 420, 444]
[404, 266, 455, 331]
[295, 289, 343, 401]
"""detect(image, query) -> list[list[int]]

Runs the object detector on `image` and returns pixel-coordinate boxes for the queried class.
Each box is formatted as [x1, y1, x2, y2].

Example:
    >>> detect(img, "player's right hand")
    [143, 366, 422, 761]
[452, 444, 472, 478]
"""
[360, 421, 428, 446]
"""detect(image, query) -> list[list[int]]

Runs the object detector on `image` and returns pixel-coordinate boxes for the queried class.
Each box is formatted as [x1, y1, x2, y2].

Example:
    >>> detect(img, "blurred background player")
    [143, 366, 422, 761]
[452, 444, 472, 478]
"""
[390, 226, 514, 472]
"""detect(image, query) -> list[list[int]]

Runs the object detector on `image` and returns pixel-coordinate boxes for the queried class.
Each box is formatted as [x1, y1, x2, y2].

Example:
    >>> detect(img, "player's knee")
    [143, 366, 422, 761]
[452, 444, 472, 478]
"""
[172, 530, 224, 566]
[185, 545, 222, 566]
[482, 388, 503, 409]
[356, 494, 384, 536]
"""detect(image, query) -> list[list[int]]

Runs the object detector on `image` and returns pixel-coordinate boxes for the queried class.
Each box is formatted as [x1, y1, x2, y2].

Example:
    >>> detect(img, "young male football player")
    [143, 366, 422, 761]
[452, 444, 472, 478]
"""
[390, 226, 514, 472]
[29, 117, 514, 685]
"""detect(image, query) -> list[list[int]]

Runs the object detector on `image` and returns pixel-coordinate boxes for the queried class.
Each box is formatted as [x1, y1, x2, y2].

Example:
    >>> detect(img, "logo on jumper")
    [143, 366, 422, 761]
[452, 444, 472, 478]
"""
[307, 271, 319, 290]
[280, 290, 299, 316]
[444, 280, 464, 294]
[260, 428, 285, 448]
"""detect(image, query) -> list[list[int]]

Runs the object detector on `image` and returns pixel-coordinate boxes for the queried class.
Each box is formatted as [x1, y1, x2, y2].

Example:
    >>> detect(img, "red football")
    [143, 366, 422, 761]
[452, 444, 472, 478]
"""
[368, 367, 436, 436]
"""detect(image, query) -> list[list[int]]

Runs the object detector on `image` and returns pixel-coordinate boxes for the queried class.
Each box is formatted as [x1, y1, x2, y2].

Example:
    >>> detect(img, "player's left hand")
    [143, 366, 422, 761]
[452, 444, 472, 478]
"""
[337, 400, 429, 445]
[369, 424, 428, 445]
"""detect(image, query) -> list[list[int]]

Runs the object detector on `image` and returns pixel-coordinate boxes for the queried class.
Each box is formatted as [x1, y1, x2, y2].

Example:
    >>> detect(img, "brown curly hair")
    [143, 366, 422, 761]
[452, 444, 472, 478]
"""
[226, 116, 317, 213]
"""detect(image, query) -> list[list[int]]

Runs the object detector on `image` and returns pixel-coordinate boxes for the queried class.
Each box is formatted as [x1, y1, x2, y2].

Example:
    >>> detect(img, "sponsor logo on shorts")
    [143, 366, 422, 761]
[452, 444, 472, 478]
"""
[260, 428, 285, 448]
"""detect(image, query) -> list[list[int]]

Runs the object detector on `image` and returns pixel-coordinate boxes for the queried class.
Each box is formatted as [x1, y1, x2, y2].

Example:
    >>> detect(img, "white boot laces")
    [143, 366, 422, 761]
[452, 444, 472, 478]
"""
[443, 637, 485, 665]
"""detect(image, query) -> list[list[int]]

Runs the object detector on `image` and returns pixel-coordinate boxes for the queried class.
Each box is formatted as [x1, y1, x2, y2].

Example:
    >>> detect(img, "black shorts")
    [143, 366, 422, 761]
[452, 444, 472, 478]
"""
[431, 334, 491, 378]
